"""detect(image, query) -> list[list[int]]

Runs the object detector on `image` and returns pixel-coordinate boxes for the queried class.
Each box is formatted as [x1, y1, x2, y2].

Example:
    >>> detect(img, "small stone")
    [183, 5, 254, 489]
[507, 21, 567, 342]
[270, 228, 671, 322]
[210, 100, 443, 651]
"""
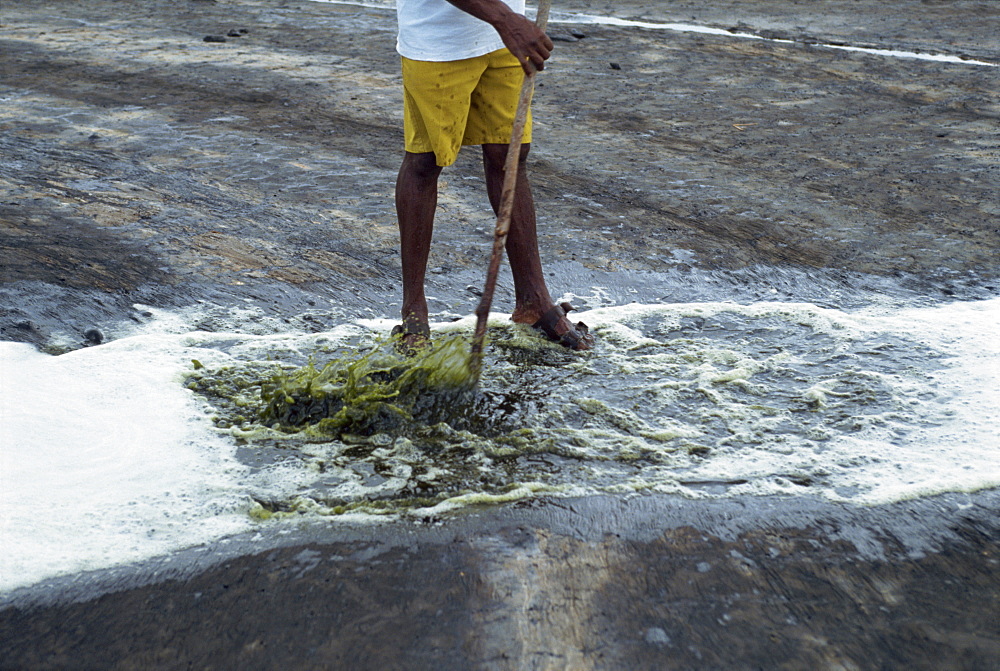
[644, 627, 671, 645]
[609, 62, 622, 70]
[759, 29, 790, 41]
[84, 328, 104, 345]
[15, 320, 40, 333]
[203, 35, 227, 43]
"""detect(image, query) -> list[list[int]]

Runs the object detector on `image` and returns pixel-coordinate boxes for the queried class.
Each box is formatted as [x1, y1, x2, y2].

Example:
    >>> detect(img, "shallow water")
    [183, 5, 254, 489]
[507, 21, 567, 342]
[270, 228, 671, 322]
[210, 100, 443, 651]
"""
[3, 296, 998, 592]
[310, 0, 999, 67]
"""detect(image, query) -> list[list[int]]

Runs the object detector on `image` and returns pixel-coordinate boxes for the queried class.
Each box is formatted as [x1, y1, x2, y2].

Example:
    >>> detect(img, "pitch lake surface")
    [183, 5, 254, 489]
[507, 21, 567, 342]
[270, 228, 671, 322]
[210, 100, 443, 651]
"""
[2, 6, 999, 650]
[4, 289, 999, 594]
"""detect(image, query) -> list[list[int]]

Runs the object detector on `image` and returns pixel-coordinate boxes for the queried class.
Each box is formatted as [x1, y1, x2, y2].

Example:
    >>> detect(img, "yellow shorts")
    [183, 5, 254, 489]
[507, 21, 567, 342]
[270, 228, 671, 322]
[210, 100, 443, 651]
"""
[402, 48, 531, 167]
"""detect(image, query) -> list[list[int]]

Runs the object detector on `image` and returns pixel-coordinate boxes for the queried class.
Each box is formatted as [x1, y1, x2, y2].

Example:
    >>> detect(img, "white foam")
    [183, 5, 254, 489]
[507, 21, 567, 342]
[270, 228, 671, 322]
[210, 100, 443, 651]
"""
[844, 299, 1000, 502]
[578, 298, 1000, 503]
[0, 336, 256, 593]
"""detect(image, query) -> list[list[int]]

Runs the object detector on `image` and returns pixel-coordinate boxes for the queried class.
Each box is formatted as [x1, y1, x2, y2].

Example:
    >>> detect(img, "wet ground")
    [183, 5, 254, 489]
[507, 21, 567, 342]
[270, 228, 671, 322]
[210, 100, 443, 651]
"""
[2, 0, 999, 668]
[3, 493, 999, 670]
[2, 0, 998, 346]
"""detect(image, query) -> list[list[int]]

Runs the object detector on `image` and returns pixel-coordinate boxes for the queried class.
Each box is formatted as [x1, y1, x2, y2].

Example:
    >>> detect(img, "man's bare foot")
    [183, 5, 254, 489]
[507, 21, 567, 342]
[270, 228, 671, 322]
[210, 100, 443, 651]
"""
[513, 302, 595, 351]
[391, 324, 431, 356]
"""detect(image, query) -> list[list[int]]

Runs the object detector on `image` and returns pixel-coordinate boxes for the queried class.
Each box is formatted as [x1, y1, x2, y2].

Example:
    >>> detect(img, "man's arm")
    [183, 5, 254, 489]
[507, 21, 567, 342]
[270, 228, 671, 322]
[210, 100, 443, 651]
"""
[445, 0, 553, 73]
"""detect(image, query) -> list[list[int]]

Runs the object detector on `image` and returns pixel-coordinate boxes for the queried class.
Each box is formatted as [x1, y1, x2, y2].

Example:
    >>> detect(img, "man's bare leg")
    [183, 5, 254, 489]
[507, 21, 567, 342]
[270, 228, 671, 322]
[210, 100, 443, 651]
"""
[481, 142, 593, 349]
[395, 150, 441, 345]
[481, 142, 551, 322]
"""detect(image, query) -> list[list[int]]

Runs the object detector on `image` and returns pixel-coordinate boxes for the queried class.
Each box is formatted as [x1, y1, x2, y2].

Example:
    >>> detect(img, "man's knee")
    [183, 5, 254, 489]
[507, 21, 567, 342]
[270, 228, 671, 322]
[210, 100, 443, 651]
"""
[401, 151, 443, 181]
[482, 143, 530, 169]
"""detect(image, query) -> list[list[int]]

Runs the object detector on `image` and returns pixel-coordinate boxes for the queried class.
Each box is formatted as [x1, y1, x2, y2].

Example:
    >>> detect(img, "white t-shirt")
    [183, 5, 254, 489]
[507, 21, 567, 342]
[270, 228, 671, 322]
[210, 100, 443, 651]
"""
[396, 0, 526, 61]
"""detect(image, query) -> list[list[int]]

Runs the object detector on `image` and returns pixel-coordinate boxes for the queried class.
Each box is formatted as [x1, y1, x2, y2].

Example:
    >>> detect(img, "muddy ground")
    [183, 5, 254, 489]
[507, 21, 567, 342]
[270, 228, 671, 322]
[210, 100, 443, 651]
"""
[1, 0, 999, 668]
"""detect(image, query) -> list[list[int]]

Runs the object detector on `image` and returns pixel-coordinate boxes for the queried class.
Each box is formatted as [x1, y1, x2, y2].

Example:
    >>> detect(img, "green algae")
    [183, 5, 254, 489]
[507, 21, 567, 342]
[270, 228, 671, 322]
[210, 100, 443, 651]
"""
[183, 322, 740, 518]
[259, 333, 478, 438]
[185, 359, 279, 431]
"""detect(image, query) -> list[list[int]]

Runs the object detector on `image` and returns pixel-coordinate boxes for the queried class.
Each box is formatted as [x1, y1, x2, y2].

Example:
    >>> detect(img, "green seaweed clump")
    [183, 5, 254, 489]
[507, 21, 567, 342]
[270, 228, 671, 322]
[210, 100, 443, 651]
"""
[259, 334, 478, 438]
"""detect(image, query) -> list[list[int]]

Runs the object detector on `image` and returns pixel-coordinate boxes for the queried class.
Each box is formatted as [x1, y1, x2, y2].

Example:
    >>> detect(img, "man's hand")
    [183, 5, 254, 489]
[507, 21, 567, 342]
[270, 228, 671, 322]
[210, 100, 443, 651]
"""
[493, 12, 553, 73]
[445, 0, 554, 73]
